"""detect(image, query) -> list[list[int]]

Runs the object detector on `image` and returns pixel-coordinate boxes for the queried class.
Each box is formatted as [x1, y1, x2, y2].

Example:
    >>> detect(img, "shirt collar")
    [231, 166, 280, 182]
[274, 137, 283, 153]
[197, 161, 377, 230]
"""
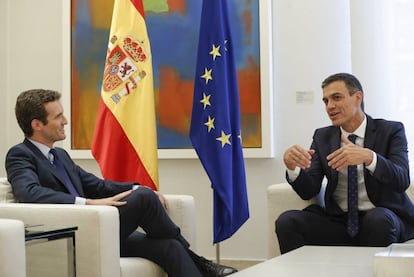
[28, 139, 52, 159]
[340, 115, 367, 139]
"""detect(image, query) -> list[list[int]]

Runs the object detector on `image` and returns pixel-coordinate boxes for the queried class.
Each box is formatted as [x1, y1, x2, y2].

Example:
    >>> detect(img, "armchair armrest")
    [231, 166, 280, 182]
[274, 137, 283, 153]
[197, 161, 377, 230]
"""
[0, 219, 26, 277]
[164, 194, 196, 249]
[0, 203, 120, 277]
[267, 183, 319, 258]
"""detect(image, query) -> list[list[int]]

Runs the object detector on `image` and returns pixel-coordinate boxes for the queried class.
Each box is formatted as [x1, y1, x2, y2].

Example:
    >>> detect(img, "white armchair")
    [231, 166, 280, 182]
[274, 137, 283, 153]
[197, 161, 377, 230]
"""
[0, 218, 26, 277]
[267, 182, 414, 258]
[0, 178, 196, 277]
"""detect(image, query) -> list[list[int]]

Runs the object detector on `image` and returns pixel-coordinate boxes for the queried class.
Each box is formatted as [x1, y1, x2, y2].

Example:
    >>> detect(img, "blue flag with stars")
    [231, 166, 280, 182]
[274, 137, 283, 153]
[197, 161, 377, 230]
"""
[190, 0, 250, 243]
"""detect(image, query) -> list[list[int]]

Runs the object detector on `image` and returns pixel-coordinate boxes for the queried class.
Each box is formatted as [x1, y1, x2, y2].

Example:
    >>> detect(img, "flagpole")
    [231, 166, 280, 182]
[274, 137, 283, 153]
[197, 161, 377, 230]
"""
[215, 243, 220, 263]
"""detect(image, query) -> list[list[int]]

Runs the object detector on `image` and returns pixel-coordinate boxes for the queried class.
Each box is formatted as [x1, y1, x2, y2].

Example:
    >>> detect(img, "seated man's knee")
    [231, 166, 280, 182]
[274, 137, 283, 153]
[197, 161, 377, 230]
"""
[128, 187, 159, 207]
[275, 210, 299, 234]
[360, 207, 401, 246]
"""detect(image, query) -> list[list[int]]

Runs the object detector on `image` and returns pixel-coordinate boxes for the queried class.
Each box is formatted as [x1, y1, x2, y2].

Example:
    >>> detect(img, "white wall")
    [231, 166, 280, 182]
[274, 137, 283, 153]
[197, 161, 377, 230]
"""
[1, 0, 365, 261]
[0, 0, 7, 164]
[350, 0, 395, 118]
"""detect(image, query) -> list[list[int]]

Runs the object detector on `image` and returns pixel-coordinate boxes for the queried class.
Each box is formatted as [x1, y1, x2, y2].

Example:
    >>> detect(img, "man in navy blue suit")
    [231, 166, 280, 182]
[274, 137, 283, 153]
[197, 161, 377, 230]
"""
[276, 73, 414, 254]
[6, 89, 237, 277]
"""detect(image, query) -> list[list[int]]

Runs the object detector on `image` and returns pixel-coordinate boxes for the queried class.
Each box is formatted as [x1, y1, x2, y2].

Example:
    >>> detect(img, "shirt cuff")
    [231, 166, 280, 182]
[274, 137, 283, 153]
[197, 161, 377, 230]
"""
[286, 167, 301, 182]
[365, 151, 377, 173]
[75, 197, 86, 205]
[132, 185, 140, 190]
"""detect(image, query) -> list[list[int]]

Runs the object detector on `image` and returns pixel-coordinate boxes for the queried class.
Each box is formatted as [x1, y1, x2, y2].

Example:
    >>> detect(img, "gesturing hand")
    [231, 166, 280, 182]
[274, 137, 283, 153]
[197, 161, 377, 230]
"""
[327, 134, 373, 171]
[283, 144, 315, 170]
[86, 190, 132, 206]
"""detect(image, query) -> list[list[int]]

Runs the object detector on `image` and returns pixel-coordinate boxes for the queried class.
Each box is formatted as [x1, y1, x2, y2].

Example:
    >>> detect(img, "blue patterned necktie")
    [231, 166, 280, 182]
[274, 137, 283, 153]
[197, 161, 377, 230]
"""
[49, 149, 79, 197]
[347, 134, 359, 237]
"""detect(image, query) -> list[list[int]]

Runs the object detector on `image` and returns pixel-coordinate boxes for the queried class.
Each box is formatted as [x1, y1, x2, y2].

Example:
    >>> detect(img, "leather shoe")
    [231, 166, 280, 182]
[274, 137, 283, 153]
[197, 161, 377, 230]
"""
[190, 250, 238, 276]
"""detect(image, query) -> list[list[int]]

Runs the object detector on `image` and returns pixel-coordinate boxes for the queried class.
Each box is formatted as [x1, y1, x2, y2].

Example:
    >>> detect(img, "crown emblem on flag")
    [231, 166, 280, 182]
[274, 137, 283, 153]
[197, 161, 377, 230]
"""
[102, 35, 148, 103]
[123, 37, 147, 63]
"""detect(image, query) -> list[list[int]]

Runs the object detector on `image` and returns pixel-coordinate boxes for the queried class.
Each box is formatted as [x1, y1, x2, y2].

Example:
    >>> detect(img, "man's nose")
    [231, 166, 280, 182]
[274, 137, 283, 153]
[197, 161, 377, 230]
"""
[326, 100, 335, 109]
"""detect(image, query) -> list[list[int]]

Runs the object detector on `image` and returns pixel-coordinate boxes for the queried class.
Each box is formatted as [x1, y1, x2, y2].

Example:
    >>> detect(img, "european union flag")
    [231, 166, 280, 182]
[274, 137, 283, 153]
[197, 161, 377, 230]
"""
[190, 0, 250, 243]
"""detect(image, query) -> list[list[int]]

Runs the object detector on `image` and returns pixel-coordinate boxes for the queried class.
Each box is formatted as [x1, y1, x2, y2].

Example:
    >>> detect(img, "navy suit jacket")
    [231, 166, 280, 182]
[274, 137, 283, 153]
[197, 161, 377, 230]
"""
[288, 115, 414, 240]
[6, 139, 135, 204]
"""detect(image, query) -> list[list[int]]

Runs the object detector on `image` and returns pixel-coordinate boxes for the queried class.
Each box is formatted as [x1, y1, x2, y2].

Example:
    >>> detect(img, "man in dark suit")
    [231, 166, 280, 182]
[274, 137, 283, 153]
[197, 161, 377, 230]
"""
[6, 89, 237, 277]
[276, 73, 414, 254]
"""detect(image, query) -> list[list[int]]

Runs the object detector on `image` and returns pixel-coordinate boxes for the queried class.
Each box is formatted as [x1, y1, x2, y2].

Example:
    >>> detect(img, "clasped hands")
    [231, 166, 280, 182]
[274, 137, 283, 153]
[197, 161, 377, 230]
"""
[284, 134, 373, 171]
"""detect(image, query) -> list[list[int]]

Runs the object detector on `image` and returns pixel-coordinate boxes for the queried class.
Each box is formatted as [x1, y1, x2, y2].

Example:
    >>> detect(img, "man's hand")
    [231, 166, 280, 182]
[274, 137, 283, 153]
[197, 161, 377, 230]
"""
[283, 145, 315, 170]
[85, 190, 132, 206]
[327, 134, 373, 171]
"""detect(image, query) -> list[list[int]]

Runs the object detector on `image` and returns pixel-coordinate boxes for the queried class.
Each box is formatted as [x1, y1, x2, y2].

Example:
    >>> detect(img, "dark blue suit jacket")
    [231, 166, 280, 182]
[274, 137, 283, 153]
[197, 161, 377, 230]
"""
[288, 115, 414, 240]
[6, 139, 135, 204]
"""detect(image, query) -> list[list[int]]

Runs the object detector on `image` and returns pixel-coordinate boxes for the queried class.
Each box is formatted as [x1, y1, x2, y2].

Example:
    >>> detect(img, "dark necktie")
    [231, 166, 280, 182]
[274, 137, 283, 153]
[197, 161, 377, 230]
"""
[49, 149, 79, 197]
[347, 134, 358, 237]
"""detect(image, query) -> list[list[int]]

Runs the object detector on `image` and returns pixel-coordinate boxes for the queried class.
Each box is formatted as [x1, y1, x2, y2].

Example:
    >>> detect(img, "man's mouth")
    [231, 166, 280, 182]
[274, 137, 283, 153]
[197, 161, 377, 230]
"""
[329, 112, 339, 119]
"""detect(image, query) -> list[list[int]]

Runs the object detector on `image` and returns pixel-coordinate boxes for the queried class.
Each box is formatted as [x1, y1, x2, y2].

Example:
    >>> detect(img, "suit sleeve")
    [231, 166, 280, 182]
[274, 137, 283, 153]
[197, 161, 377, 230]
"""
[6, 145, 77, 204]
[54, 148, 135, 199]
[288, 130, 326, 200]
[369, 121, 410, 192]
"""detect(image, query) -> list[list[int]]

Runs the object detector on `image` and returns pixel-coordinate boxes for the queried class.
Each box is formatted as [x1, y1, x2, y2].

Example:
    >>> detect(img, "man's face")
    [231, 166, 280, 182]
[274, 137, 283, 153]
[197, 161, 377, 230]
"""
[35, 100, 67, 146]
[322, 80, 362, 130]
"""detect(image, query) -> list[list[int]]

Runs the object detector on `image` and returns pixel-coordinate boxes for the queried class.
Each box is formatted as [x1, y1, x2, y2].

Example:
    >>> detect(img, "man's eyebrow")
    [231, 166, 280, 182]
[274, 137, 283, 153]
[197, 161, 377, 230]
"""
[327, 92, 343, 97]
[54, 112, 64, 119]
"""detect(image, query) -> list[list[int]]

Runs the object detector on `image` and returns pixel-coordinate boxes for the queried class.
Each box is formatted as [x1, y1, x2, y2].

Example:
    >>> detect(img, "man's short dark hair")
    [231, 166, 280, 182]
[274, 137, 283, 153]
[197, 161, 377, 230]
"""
[321, 73, 364, 110]
[15, 89, 61, 137]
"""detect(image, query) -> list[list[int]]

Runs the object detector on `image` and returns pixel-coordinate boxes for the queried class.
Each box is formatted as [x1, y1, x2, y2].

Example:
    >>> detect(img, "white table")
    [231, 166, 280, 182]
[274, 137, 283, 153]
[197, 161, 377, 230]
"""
[232, 246, 385, 276]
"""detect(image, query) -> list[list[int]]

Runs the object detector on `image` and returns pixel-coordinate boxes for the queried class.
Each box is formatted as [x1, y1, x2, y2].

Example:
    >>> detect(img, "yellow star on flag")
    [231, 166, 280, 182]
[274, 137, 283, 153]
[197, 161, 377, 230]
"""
[200, 93, 211, 110]
[201, 68, 212, 84]
[209, 44, 221, 60]
[216, 130, 231, 148]
[204, 116, 215, 132]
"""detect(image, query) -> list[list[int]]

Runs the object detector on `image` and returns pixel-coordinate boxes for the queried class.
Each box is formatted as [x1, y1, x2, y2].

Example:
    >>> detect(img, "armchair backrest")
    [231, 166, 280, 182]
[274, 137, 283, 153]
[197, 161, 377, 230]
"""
[0, 178, 16, 203]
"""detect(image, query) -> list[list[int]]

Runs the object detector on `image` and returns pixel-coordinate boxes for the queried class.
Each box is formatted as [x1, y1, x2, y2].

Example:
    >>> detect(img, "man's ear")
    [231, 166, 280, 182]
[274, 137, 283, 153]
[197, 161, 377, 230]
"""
[355, 91, 363, 105]
[31, 119, 43, 131]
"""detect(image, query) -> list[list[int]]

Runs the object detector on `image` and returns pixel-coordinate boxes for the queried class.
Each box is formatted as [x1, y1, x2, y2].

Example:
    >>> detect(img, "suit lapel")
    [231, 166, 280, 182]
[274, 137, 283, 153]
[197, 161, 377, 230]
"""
[363, 115, 376, 150]
[54, 150, 85, 197]
[24, 139, 66, 185]
[23, 139, 84, 197]
[328, 127, 341, 189]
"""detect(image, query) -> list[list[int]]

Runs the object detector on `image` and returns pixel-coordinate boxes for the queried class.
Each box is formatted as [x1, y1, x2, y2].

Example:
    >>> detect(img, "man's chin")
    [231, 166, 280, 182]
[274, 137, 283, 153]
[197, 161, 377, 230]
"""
[330, 119, 341, 126]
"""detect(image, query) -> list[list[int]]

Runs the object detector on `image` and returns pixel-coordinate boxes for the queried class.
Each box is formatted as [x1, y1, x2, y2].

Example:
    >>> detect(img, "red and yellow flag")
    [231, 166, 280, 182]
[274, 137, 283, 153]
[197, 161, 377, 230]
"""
[92, 0, 158, 190]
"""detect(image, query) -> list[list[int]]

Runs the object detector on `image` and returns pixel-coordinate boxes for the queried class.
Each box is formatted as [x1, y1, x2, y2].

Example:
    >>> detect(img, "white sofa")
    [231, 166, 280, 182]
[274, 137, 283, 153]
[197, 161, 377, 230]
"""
[0, 178, 196, 277]
[267, 182, 414, 258]
[0, 218, 26, 277]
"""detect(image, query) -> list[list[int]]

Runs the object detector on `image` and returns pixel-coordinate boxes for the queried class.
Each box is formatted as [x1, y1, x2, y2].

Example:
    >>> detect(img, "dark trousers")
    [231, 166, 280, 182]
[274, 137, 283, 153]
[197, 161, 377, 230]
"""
[117, 187, 202, 277]
[275, 204, 404, 254]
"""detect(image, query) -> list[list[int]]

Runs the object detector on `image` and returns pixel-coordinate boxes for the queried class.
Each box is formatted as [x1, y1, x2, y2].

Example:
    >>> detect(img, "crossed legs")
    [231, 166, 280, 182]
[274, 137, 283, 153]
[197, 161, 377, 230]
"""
[117, 187, 202, 277]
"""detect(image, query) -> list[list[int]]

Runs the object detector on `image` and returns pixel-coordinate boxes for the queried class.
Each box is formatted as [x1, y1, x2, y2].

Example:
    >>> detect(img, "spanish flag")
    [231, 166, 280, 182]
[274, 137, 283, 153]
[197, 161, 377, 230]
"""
[92, 0, 158, 190]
